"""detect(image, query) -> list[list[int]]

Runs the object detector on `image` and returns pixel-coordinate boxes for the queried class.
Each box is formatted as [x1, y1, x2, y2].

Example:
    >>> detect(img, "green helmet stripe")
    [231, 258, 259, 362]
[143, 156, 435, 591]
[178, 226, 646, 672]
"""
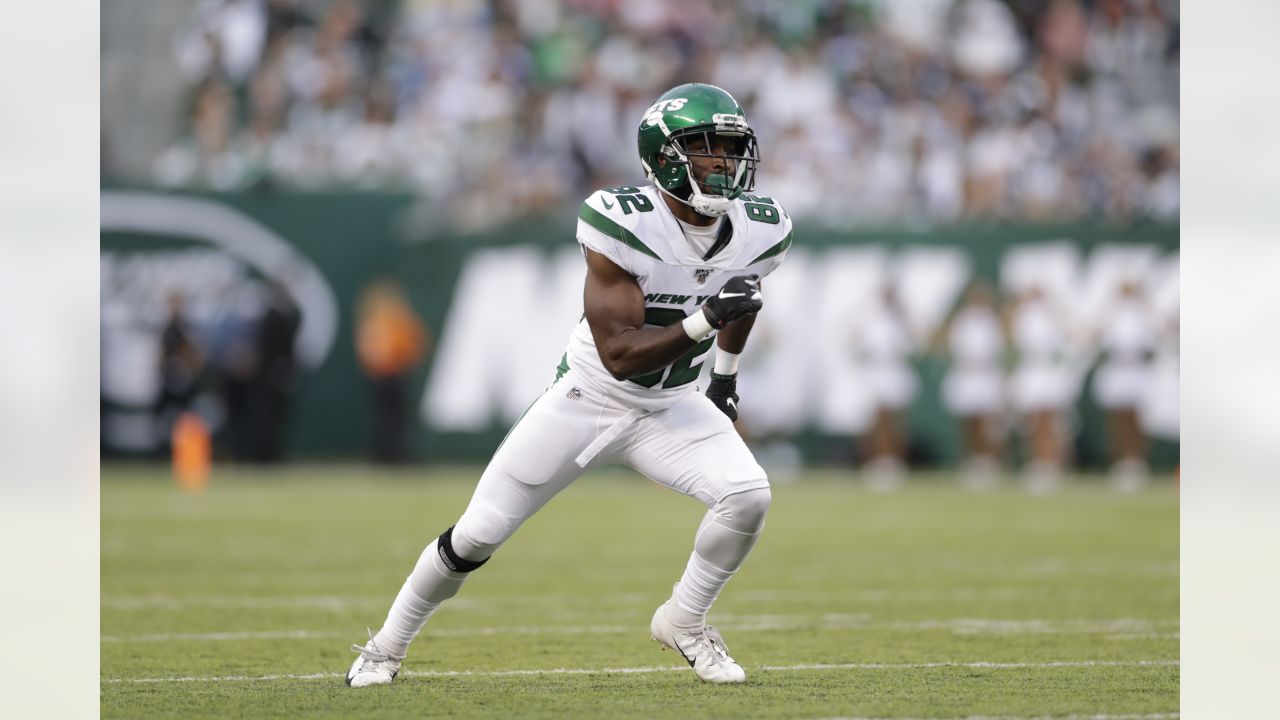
[748, 229, 793, 265]
[578, 204, 661, 261]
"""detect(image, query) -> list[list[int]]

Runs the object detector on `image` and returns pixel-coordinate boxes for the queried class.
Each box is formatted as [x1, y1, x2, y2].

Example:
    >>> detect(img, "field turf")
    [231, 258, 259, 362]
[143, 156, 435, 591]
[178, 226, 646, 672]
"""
[102, 465, 1179, 719]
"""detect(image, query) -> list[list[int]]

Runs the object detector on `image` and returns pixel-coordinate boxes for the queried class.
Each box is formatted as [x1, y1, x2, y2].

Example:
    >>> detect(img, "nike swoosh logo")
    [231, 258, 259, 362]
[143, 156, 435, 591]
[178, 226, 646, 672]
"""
[719, 291, 745, 298]
[601, 197, 614, 210]
[673, 640, 695, 668]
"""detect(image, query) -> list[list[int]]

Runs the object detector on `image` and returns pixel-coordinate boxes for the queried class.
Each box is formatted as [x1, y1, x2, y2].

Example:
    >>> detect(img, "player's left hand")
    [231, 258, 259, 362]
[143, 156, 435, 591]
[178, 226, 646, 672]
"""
[706, 372, 739, 421]
[701, 275, 763, 330]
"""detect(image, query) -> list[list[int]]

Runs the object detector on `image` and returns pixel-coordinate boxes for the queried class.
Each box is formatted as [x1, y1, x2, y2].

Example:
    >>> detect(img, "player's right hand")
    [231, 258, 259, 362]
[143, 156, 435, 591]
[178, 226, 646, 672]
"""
[706, 372, 740, 421]
[701, 275, 763, 329]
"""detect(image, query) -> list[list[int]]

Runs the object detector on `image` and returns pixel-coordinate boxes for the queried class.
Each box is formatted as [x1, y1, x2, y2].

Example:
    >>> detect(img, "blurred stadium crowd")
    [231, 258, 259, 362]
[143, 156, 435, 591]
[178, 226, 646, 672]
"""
[152, 0, 1179, 230]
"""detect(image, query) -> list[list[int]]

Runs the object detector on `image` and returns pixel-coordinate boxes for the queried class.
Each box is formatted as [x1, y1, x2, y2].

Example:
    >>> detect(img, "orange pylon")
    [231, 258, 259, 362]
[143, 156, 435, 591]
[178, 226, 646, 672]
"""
[172, 412, 211, 492]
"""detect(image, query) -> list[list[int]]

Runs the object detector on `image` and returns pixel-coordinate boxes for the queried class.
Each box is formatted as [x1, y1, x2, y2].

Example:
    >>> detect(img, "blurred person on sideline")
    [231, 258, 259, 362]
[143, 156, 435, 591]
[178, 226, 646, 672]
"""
[356, 280, 431, 464]
[250, 280, 301, 463]
[936, 282, 1008, 490]
[207, 287, 261, 461]
[856, 285, 918, 492]
[155, 292, 205, 451]
[1009, 284, 1076, 492]
[1091, 280, 1158, 491]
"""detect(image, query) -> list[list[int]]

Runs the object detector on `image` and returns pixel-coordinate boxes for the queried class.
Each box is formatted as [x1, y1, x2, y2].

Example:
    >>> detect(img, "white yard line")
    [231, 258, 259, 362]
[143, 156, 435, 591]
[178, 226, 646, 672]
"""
[101, 595, 478, 611]
[102, 659, 1179, 684]
[1105, 633, 1180, 641]
[815, 714, 1178, 720]
[100, 630, 340, 643]
[758, 660, 1178, 671]
[102, 596, 373, 611]
[101, 617, 1179, 643]
[872, 618, 1179, 635]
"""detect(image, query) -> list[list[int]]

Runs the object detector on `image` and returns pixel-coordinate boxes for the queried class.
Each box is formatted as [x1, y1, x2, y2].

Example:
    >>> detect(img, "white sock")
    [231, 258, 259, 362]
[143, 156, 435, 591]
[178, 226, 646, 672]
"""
[670, 504, 764, 627]
[372, 540, 467, 658]
[671, 550, 736, 627]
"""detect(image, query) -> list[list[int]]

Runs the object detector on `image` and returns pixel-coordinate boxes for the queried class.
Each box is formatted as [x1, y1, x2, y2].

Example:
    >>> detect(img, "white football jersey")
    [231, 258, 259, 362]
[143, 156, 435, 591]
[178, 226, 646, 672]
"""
[560, 184, 793, 411]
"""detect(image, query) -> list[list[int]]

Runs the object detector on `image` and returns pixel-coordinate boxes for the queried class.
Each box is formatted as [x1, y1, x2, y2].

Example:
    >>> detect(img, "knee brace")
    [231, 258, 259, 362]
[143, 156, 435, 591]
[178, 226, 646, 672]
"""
[715, 487, 772, 534]
[435, 525, 491, 573]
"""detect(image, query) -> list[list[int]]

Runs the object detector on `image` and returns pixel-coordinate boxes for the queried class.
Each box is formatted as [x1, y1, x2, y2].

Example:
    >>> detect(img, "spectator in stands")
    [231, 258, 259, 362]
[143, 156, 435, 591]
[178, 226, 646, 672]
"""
[147, 0, 1179, 231]
[356, 280, 431, 465]
[153, 74, 241, 188]
[174, 0, 267, 86]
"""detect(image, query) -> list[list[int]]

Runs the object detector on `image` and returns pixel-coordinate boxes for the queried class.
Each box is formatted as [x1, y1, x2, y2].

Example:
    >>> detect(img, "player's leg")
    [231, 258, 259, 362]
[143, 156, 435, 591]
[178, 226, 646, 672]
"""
[347, 382, 609, 686]
[621, 391, 771, 683]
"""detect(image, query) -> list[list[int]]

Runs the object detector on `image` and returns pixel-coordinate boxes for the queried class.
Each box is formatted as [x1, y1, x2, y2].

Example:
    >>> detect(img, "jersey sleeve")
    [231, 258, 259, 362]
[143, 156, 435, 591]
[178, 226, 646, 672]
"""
[576, 190, 652, 276]
[745, 203, 794, 278]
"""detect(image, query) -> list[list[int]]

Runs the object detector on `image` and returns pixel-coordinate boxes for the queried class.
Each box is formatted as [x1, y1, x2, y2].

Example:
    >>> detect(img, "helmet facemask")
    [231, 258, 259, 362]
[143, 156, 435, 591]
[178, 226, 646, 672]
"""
[655, 126, 759, 217]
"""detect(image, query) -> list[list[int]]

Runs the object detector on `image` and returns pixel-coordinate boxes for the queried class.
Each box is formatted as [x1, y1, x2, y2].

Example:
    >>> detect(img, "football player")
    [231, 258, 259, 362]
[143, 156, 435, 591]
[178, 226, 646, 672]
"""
[347, 83, 793, 686]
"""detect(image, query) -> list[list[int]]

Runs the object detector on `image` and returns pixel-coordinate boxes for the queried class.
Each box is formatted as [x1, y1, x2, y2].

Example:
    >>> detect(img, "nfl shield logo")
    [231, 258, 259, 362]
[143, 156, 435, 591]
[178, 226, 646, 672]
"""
[694, 268, 712, 285]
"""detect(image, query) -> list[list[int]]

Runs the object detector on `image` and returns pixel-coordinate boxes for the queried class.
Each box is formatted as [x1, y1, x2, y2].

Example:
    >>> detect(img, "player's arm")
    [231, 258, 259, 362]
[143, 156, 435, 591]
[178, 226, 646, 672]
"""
[705, 287, 759, 421]
[716, 312, 756, 354]
[583, 249, 763, 381]
[583, 248, 694, 380]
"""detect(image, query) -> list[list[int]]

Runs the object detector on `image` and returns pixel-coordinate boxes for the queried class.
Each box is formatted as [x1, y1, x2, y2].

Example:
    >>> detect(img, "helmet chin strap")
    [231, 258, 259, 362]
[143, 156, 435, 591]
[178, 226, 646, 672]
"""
[655, 182, 732, 218]
[687, 178, 735, 217]
[691, 196, 734, 218]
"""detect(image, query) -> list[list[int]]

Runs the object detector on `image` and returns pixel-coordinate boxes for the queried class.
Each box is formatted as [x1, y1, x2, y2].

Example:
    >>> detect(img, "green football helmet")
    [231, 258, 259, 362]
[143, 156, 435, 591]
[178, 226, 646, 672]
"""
[637, 83, 760, 217]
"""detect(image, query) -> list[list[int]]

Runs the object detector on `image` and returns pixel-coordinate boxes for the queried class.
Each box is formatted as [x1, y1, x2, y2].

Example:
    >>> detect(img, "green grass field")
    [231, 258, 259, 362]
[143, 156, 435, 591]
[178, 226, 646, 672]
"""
[102, 465, 1178, 719]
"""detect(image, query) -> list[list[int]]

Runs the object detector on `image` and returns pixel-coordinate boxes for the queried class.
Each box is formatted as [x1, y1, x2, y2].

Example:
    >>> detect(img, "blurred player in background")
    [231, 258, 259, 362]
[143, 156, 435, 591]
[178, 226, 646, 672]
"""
[346, 83, 793, 687]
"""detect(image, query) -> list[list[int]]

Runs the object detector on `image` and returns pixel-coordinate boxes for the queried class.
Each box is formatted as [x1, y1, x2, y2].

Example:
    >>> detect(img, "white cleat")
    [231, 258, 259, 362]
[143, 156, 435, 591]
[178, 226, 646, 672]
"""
[650, 601, 747, 684]
[345, 631, 402, 688]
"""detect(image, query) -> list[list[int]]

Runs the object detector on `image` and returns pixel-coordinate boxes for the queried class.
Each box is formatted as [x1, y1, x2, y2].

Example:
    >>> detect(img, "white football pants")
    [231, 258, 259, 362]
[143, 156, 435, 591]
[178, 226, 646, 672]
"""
[453, 369, 770, 554]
